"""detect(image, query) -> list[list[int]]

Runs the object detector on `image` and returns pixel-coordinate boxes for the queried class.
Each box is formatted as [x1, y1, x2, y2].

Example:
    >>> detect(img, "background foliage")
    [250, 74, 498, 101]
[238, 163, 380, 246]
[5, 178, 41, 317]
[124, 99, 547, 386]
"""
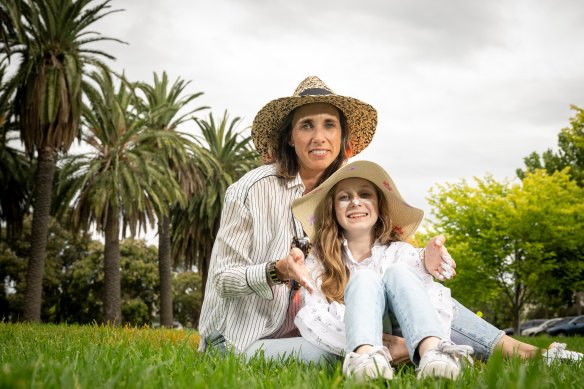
[0, 217, 203, 325]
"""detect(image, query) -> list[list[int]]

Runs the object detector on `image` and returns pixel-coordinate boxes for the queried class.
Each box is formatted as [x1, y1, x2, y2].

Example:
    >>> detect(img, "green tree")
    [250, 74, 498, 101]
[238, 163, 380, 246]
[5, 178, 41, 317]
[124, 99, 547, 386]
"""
[0, 218, 162, 324]
[518, 105, 584, 186]
[428, 169, 584, 332]
[172, 112, 260, 301]
[119, 239, 159, 325]
[173, 270, 202, 328]
[0, 215, 95, 322]
[1, 0, 122, 322]
[56, 69, 184, 324]
[135, 71, 209, 328]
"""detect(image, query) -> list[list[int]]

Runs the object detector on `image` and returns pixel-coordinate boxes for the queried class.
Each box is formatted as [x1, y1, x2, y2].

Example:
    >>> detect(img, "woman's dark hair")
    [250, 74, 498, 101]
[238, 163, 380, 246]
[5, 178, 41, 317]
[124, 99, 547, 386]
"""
[273, 105, 351, 186]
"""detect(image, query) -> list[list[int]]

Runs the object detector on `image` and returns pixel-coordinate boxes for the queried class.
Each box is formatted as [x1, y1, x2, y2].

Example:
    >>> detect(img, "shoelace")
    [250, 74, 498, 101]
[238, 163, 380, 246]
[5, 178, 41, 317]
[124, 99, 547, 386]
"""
[438, 340, 475, 366]
[549, 342, 567, 352]
[547, 342, 583, 359]
[370, 346, 392, 362]
[343, 346, 392, 374]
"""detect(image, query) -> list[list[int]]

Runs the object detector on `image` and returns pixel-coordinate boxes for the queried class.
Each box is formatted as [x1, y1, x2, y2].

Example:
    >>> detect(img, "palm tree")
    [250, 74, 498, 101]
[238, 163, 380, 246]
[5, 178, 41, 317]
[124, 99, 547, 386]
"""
[56, 69, 185, 324]
[1, 0, 123, 322]
[172, 112, 261, 303]
[135, 71, 209, 328]
[0, 64, 32, 241]
[0, 3, 16, 56]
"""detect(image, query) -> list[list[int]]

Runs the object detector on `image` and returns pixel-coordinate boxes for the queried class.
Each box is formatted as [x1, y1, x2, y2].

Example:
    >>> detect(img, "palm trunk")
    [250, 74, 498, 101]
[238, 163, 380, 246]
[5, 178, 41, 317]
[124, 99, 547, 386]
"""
[103, 207, 121, 325]
[158, 216, 173, 327]
[23, 147, 56, 322]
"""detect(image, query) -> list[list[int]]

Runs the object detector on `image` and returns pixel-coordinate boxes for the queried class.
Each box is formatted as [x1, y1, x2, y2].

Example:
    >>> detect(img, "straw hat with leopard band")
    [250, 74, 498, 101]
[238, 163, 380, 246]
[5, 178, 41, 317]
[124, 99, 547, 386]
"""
[252, 76, 377, 162]
[292, 160, 424, 243]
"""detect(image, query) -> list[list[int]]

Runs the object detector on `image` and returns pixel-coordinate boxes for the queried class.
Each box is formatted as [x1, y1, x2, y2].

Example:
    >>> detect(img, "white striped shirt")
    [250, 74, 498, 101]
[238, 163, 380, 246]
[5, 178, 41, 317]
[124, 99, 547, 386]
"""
[198, 164, 306, 352]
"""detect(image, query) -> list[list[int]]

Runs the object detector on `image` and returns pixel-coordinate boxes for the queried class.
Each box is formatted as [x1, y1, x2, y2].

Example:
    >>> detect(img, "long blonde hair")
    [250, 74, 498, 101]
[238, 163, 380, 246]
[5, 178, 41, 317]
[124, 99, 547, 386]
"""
[314, 180, 400, 303]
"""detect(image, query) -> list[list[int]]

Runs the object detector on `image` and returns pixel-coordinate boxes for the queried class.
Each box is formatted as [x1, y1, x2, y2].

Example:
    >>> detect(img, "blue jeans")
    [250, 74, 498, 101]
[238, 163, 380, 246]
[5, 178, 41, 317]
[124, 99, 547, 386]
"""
[344, 263, 505, 363]
[344, 263, 447, 364]
[450, 299, 505, 361]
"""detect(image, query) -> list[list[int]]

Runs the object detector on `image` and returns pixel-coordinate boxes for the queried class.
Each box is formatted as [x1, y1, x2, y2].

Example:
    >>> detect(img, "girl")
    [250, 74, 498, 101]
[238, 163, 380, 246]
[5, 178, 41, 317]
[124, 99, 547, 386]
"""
[292, 160, 473, 381]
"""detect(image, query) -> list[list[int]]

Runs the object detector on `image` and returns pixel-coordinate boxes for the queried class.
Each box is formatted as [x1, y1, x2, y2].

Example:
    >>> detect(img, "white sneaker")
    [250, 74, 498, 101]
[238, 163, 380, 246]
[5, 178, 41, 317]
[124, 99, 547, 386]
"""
[416, 340, 474, 380]
[342, 346, 393, 382]
[543, 342, 583, 365]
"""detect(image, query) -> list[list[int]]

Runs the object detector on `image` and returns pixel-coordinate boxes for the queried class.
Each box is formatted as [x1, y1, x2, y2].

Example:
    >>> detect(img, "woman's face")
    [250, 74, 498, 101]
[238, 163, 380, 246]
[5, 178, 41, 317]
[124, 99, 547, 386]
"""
[333, 178, 379, 239]
[290, 103, 342, 176]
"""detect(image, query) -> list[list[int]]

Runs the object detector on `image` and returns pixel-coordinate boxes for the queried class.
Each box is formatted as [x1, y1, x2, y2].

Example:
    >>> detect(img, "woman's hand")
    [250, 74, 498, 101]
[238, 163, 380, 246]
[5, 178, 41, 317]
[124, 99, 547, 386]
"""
[275, 247, 315, 293]
[424, 235, 457, 281]
[382, 334, 410, 365]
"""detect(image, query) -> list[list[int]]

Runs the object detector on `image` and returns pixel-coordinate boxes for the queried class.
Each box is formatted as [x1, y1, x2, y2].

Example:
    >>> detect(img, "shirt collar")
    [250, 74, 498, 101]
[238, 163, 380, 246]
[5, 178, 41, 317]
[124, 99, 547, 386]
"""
[342, 237, 383, 266]
[287, 171, 305, 191]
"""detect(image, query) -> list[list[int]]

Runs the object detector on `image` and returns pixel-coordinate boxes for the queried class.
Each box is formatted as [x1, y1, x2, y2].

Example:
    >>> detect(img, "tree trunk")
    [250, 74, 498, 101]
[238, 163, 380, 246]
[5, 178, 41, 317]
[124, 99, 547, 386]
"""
[23, 147, 56, 322]
[103, 207, 121, 325]
[158, 216, 173, 327]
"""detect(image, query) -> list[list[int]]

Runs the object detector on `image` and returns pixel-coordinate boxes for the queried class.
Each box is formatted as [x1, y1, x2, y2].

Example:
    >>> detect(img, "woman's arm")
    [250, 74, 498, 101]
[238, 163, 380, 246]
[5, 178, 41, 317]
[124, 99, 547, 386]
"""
[423, 235, 456, 280]
[211, 186, 273, 300]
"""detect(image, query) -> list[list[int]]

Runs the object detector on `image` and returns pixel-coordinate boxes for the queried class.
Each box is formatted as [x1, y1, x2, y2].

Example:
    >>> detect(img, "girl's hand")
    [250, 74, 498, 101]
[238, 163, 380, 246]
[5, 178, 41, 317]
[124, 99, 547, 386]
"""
[424, 235, 457, 281]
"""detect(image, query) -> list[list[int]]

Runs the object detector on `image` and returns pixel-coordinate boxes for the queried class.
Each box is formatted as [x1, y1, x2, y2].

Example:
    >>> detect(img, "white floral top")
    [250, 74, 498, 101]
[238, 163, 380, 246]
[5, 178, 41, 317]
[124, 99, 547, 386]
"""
[294, 240, 455, 356]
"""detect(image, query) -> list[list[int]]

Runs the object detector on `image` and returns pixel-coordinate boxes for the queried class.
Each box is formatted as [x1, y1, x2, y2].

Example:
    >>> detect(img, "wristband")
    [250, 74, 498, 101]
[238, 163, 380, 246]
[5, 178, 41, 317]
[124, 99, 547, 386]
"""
[266, 260, 284, 285]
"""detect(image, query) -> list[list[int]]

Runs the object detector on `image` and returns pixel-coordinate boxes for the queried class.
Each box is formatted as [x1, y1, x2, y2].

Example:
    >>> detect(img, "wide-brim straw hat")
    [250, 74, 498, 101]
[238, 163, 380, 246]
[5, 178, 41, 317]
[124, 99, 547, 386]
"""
[292, 160, 424, 242]
[252, 76, 377, 161]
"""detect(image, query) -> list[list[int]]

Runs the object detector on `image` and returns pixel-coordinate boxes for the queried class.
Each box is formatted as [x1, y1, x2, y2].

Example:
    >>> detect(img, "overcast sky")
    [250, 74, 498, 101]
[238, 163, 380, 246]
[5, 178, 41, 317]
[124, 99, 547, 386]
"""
[91, 0, 584, 232]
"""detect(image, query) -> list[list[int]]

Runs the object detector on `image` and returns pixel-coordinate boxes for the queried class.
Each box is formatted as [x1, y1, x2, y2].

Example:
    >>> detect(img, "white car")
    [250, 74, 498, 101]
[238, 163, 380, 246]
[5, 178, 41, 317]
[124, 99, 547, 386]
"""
[521, 318, 564, 336]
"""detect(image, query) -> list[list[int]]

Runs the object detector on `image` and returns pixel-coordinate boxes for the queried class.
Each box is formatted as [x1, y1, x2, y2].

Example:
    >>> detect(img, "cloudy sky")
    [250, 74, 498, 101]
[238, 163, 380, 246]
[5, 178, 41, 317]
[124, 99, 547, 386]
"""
[92, 0, 584, 229]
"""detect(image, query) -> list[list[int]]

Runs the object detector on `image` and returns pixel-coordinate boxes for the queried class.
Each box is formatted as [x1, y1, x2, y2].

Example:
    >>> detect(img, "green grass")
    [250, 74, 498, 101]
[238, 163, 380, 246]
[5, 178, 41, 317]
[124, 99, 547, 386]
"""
[1, 323, 582, 388]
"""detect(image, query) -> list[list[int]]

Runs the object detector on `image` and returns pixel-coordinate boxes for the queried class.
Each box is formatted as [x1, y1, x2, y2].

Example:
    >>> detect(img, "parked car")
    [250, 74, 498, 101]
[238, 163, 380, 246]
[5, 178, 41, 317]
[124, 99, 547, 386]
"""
[503, 319, 547, 335]
[547, 315, 584, 336]
[521, 317, 565, 336]
[152, 321, 184, 330]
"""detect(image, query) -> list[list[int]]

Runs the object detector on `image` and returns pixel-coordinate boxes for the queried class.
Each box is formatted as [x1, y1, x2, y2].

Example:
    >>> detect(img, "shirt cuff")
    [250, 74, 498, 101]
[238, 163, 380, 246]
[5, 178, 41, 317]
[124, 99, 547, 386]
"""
[246, 262, 274, 300]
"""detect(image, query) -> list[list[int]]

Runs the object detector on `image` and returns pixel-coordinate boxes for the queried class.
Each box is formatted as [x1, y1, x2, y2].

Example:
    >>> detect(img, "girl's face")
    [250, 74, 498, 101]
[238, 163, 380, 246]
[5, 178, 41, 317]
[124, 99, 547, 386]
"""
[333, 178, 379, 239]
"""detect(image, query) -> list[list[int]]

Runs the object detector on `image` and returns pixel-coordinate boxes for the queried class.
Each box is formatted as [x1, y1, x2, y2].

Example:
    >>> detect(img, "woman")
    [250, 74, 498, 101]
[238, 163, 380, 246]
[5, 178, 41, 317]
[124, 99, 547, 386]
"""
[292, 160, 473, 381]
[198, 76, 446, 362]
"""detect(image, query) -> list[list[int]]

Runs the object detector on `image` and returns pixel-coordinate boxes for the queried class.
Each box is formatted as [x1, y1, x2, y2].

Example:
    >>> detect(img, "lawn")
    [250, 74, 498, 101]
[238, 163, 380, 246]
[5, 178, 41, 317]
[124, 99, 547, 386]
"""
[0, 323, 582, 388]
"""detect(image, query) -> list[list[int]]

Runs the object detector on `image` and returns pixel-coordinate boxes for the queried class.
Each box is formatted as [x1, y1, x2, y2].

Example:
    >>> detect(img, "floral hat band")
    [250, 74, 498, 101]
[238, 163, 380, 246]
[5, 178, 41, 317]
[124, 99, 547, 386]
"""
[291, 161, 424, 242]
